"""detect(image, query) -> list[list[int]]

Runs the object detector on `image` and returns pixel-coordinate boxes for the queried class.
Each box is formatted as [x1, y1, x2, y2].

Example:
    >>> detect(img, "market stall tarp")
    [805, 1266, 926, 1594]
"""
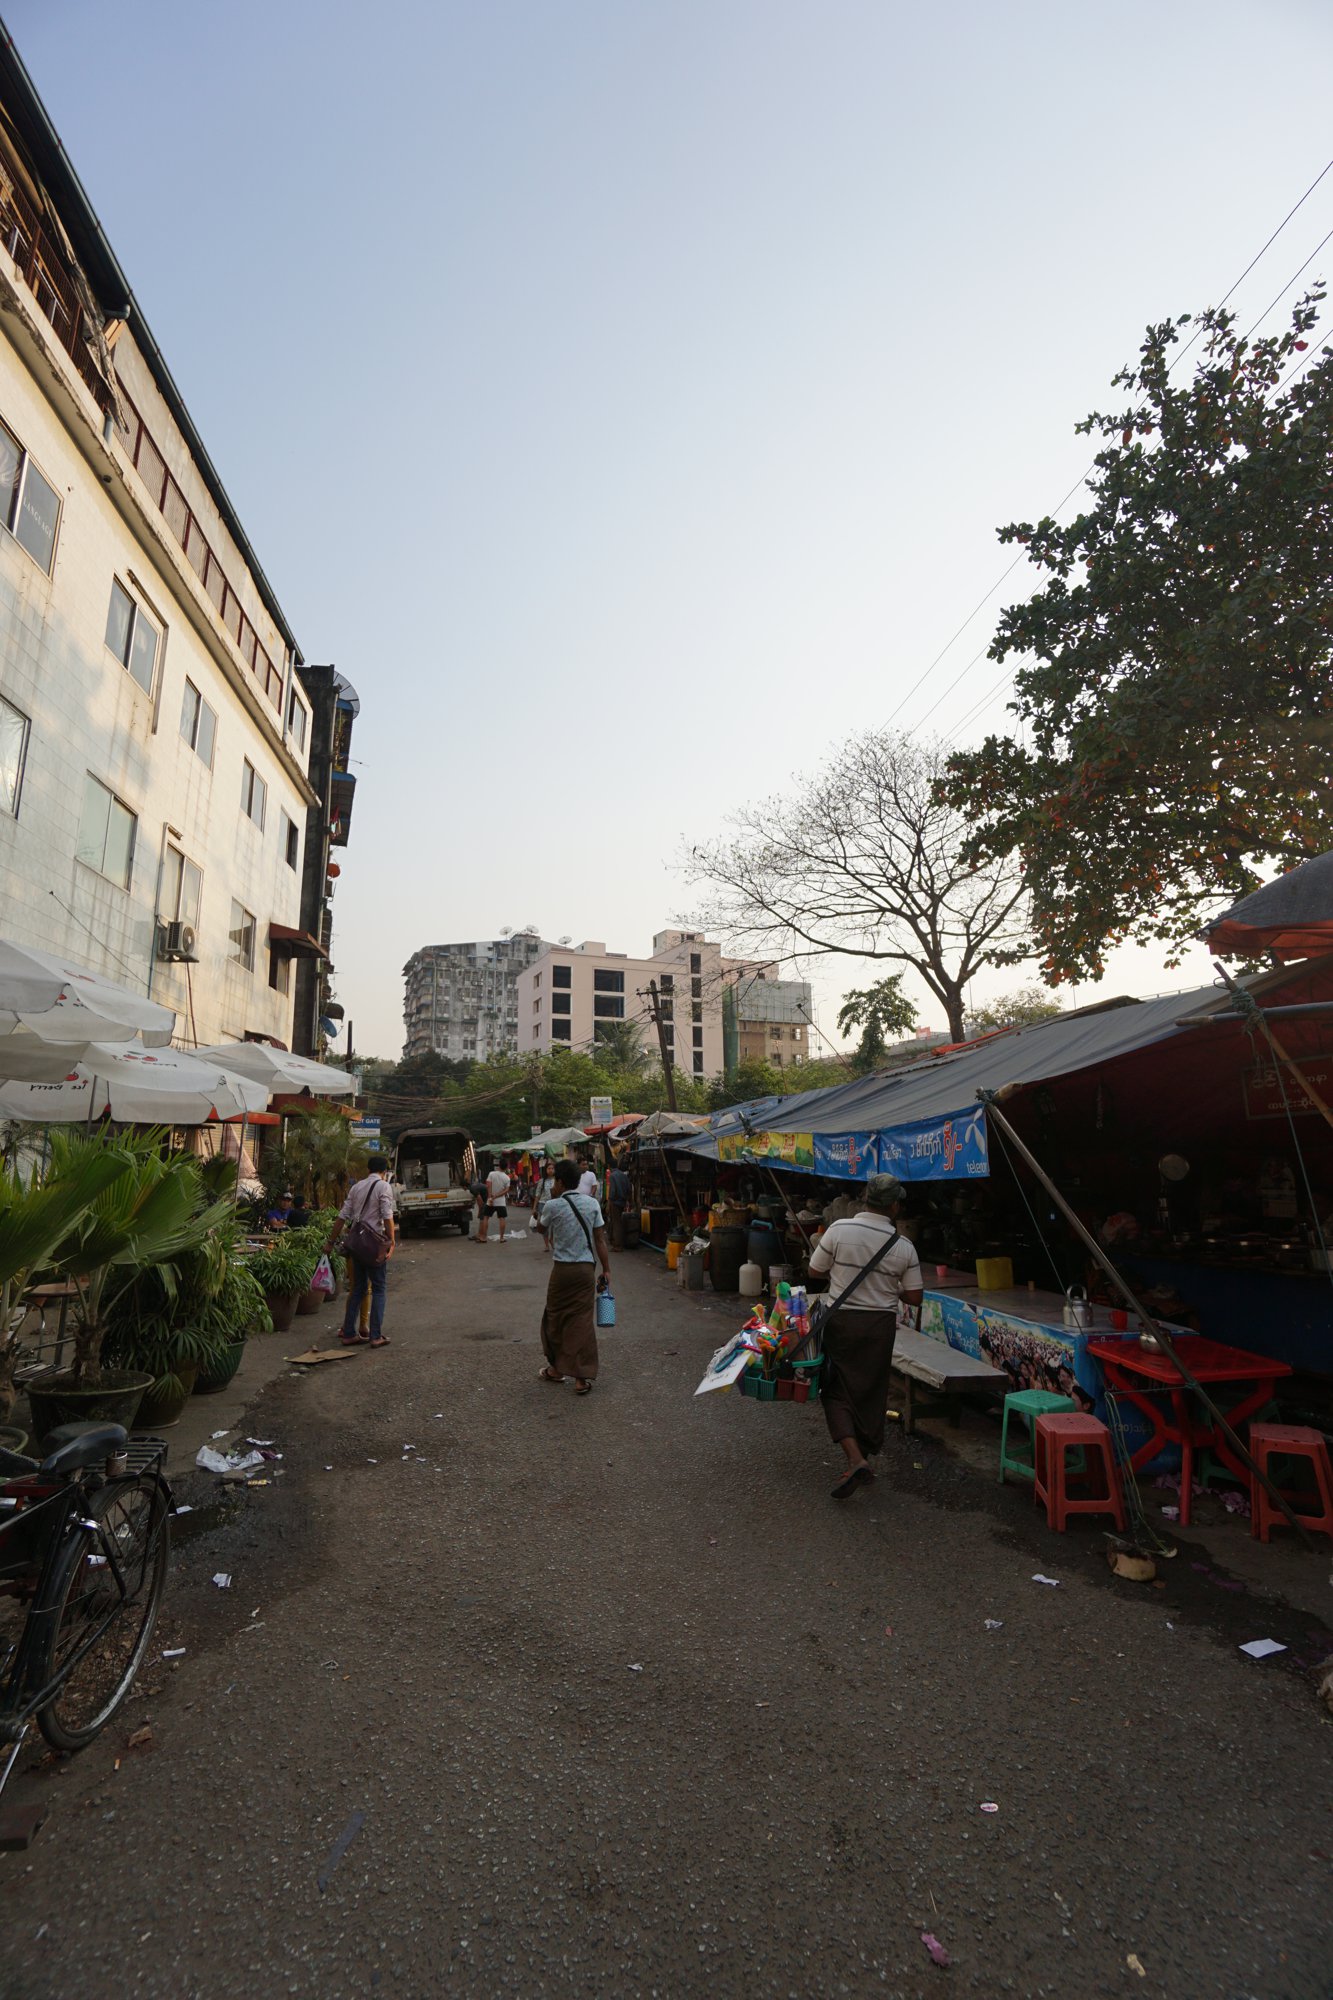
[667, 961, 1333, 1180]
[1205, 849, 1333, 962]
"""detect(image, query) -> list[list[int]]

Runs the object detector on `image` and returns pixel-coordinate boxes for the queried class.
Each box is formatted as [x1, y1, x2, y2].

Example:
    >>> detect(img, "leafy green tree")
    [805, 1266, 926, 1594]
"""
[947, 292, 1333, 983]
[964, 986, 1063, 1034]
[282, 1106, 371, 1207]
[592, 1019, 648, 1069]
[836, 975, 918, 1074]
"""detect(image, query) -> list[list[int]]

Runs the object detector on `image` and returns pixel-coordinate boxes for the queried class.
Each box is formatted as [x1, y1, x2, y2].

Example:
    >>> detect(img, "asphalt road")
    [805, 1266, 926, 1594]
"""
[2, 1224, 1332, 1999]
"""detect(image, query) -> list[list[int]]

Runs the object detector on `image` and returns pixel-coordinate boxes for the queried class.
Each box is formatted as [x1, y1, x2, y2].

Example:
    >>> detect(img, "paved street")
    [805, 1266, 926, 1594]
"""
[2, 1227, 1332, 2000]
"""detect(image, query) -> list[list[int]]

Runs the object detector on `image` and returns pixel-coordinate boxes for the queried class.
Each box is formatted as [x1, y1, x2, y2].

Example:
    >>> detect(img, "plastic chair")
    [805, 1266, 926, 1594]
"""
[1248, 1424, 1333, 1543]
[1033, 1412, 1126, 1533]
[999, 1390, 1074, 1484]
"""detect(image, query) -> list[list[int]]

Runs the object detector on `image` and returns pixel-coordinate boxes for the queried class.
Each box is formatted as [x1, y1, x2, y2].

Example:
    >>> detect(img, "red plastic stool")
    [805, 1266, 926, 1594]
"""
[1248, 1424, 1333, 1543]
[1033, 1412, 1126, 1533]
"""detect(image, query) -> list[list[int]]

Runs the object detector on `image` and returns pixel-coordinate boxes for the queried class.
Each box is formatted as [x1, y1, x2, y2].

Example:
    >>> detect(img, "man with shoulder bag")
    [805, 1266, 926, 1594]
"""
[806, 1174, 923, 1499]
[325, 1155, 396, 1350]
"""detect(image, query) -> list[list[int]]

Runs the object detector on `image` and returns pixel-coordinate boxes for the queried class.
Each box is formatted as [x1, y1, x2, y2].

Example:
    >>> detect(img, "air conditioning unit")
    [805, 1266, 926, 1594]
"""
[157, 920, 198, 963]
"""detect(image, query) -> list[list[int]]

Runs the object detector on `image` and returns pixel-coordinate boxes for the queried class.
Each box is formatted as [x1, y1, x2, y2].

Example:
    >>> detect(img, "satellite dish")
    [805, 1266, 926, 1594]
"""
[1158, 1153, 1191, 1182]
[500, 927, 512, 937]
[559, 935, 571, 946]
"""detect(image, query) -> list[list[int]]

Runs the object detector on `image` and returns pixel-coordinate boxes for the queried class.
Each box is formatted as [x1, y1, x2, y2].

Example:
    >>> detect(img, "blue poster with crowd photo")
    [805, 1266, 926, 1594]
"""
[879, 1106, 989, 1182]
[812, 1131, 880, 1181]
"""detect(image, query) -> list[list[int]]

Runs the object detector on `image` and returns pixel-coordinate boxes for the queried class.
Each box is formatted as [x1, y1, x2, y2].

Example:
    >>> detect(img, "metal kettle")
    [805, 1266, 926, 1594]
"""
[1062, 1285, 1093, 1330]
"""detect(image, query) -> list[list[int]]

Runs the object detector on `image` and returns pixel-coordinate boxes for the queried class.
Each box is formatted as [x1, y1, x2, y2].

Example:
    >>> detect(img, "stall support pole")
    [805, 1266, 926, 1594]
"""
[1212, 961, 1333, 1137]
[979, 1090, 1316, 1552]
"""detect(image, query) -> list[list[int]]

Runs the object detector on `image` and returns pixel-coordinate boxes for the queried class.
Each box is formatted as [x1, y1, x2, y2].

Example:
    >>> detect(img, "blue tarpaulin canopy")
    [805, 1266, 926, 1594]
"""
[665, 962, 1333, 1182]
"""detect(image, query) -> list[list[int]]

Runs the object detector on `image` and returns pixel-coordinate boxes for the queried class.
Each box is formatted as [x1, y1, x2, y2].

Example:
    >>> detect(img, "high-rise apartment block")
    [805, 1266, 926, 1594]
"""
[402, 934, 551, 1061]
[724, 970, 813, 1070]
[517, 931, 739, 1079]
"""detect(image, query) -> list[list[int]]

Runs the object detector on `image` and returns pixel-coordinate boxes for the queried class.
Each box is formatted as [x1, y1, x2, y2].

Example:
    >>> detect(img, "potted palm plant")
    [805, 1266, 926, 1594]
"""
[244, 1233, 316, 1334]
[24, 1133, 230, 1443]
[192, 1258, 272, 1394]
[0, 1135, 135, 1433]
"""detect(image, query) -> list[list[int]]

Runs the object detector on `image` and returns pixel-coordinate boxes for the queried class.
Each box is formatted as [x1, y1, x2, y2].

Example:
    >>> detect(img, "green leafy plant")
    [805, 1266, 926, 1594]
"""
[41, 1132, 234, 1388]
[947, 291, 1333, 981]
[0, 1143, 134, 1421]
[837, 976, 919, 1073]
[282, 1108, 370, 1208]
[246, 1233, 318, 1300]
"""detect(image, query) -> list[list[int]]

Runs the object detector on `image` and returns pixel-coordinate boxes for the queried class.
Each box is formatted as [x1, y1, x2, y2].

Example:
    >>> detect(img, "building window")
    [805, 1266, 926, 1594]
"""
[693, 1026, 704, 1049]
[240, 759, 267, 829]
[552, 963, 571, 989]
[179, 680, 216, 766]
[265, 663, 284, 712]
[550, 1019, 572, 1041]
[268, 951, 291, 995]
[689, 952, 701, 974]
[691, 977, 702, 1000]
[104, 579, 161, 697]
[551, 991, 571, 1015]
[0, 694, 29, 817]
[659, 973, 673, 990]
[0, 418, 60, 575]
[285, 687, 308, 751]
[533, 969, 542, 986]
[76, 774, 136, 887]
[593, 995, 624, 1019]
[159, 844, 202, 928]
[593, 969, 624, 994]
[281, 811, 299, 870]
[692, 1002, 703, 1024]
[228, 901, 256, 971]
[532, 997, 541, 1015]
[693, 1051, 704, 1075]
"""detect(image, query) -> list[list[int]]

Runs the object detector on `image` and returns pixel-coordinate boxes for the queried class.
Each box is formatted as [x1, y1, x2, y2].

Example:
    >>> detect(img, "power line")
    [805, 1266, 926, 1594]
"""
[884, 150, 1333, 739]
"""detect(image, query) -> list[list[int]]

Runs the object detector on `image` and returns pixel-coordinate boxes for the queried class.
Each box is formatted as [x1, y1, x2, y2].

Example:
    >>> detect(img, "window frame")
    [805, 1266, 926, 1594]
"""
[240, 758, 267, 830]
[75, 773, 137, 889]
[0, 416, 61, 576]
[550, 1018, 572, 1042]
[286, 687, 308, 752]
[158, 842, 203, 928]
[179, 679, 217, 767]
[281, 809, 300, 871]
[551, 963, 572, 989]
[0, 691, 30, 818]
[104, 576, 161, 698]
[228, 899, 256, 972]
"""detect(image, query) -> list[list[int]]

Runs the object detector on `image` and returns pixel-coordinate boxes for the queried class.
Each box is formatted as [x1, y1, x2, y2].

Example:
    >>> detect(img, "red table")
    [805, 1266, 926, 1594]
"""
[1088, 1335, 1293, 1526]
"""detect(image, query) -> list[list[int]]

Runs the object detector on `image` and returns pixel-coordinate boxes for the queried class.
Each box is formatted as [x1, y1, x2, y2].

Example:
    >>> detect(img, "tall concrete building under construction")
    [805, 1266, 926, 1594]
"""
[402, 933, 551, 1062]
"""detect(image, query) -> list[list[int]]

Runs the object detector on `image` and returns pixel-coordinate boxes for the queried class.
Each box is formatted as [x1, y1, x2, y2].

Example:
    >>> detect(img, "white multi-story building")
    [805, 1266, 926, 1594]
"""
[0, 36, 327, 1050]
[402, 934, 552, 1062]
[517, 931, 733, 1080]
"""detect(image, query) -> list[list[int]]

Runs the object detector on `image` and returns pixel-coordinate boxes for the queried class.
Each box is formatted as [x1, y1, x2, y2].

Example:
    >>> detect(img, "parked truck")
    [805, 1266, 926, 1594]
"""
[391, 1126, 476, 1236]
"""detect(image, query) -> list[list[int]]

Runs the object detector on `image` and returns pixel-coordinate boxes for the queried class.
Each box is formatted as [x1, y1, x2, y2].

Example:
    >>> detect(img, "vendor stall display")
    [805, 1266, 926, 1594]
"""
[693, 1285, 822, 1403]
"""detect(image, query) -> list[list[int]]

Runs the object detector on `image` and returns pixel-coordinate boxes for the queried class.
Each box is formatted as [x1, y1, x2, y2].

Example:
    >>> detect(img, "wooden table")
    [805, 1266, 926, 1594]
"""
[1087, 1335, 1292, 1525]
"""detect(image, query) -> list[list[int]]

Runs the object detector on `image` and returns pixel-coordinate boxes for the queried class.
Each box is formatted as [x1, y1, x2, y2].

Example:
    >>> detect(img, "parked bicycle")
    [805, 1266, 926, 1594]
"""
[0, 1423, 170, 1794]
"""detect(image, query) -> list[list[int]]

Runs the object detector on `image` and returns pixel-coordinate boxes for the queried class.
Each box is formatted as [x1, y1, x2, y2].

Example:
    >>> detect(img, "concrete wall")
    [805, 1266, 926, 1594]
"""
[0, 241, 313, 1048]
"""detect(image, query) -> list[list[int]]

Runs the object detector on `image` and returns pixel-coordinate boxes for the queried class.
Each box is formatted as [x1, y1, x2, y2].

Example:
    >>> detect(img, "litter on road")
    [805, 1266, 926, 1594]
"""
[1239, 1638, 1287, 1659]
[920, 1932, 951, 1967]
[984, 1619, 1004, 1630]
[1032, 1574, 1062, 1587]
[196, 1446, 265, 1477]
[212, 1574, 231, 1589]
[317, 1811, 366, 1893]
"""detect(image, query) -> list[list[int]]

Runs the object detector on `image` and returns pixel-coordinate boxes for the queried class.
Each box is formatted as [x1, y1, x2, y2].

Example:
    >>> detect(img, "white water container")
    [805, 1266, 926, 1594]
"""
[739, 1260, 764, 1298]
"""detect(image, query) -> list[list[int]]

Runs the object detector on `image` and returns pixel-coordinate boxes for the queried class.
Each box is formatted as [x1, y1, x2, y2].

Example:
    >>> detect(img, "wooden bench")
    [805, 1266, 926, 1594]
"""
[890, 1324, 1007, 1434]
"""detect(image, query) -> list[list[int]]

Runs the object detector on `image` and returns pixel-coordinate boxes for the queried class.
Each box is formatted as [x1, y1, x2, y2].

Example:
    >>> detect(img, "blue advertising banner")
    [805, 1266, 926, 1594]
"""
[812, 1131, 880, 1181]
[878, 1106, 989, 1182]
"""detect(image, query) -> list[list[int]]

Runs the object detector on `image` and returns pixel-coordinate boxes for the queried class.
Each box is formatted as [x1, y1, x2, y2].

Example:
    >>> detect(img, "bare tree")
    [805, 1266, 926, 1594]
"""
[686, 734, 1027, 1043]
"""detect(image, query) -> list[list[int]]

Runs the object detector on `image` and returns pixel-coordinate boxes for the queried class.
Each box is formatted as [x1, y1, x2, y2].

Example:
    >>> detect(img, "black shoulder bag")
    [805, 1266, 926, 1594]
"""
[804, 1225, 901, 1356]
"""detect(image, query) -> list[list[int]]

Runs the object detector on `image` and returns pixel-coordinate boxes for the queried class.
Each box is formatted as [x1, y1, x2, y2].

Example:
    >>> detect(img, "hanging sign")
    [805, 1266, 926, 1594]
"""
[717, 1130, 815, 1170]
[589, 1095, 613, 1125]
[813, 1132, 880, 1181]
[879, 1106, 989, 1182]
[1242, 1056, 1333, 1120]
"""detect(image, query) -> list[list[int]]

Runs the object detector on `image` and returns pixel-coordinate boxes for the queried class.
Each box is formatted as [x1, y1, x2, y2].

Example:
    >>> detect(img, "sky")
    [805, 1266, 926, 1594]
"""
[14, 0, 1333, 1057]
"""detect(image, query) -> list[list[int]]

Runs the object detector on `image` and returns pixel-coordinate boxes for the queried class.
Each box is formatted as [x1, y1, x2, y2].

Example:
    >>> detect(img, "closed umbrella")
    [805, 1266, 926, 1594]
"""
[0, 1042, 270, 1125]
[192, 1043, 356, 1097]
[0, 940, 175, 1049]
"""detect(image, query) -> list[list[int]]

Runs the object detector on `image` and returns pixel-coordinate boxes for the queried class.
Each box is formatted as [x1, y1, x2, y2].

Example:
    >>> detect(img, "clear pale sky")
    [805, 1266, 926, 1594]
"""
[15, 0, 1333, 1056]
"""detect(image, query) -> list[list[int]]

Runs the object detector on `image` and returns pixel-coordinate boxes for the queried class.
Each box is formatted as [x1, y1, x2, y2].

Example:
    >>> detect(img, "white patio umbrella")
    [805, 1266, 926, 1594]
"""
[192, 1043, 356, 1097]
[0, 1042, 270, 1126]
[0, 941, 175, 1052]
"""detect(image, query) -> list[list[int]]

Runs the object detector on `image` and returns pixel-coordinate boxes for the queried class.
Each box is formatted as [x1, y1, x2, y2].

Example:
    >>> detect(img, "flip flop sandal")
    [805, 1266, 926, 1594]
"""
[339, 1334, 367, 1347]
[538, 1366, 563, 1384]
[574, 1379, 594, 1396]
[831, 1464, 874, 1500]
[367, 1336, 391, 1349]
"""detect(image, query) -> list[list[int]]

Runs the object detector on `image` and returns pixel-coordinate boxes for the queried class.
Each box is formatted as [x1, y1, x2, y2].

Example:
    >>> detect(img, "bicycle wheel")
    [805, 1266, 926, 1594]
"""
[35, 1476, 170, 1752]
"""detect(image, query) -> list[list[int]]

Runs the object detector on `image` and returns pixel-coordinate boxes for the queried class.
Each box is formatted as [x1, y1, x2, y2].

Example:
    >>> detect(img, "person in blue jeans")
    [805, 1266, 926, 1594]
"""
[323, 1156, 397, 1349]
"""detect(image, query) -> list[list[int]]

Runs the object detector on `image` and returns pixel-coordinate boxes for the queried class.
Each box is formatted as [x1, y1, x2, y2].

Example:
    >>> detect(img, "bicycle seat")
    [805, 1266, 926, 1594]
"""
[37, 1424, 127, 1478]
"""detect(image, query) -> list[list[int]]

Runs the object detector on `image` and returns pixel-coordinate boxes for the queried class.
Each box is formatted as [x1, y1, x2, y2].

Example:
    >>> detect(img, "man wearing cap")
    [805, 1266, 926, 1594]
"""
[806, 1174, 923, 1499]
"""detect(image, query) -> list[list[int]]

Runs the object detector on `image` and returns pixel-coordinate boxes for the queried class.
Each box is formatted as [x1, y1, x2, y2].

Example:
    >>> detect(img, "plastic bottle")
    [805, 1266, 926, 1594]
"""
[739, 1260, 763, 1298]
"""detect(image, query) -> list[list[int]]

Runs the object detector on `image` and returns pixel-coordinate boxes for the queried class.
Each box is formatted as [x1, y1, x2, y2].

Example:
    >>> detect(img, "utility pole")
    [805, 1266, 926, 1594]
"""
[646, 980, 678, 1111]
[528, 1057, 542, 1134]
